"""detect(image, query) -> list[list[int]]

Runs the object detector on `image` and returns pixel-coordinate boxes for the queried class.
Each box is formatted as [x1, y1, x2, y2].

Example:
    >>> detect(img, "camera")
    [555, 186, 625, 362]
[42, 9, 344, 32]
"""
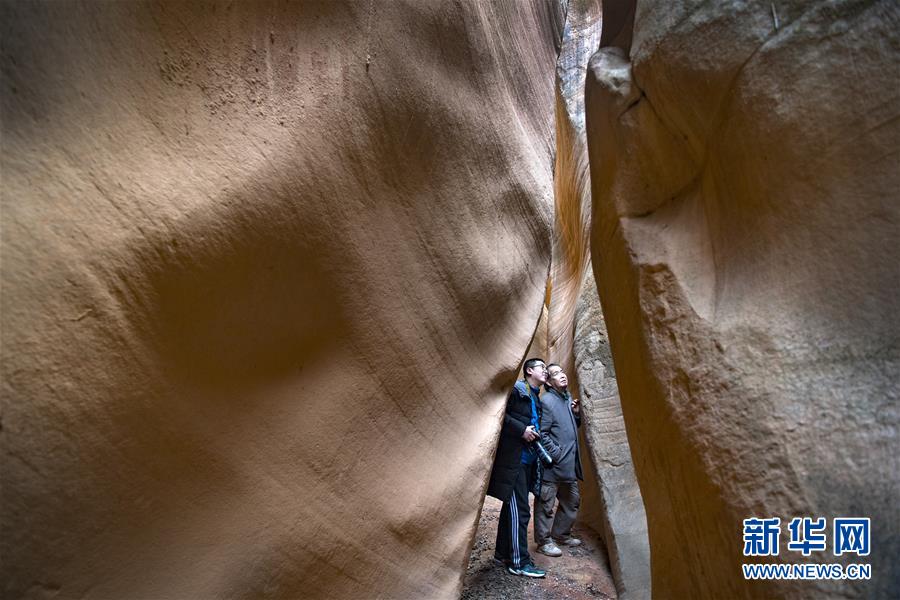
[532, 431, 553, 465]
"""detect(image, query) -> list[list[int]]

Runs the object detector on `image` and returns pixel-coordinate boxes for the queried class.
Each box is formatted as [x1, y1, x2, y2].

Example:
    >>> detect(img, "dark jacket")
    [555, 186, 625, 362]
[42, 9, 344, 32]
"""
[539, 386, 583, 483]
[487, 381, 543, 500]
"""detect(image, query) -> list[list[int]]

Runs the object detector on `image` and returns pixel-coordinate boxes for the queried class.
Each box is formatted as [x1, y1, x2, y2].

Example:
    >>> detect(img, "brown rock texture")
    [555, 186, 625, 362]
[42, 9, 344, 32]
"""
[544, 0, 600, 369]
[540, 2, 652, 598]
[586, 1, 899, 598]
[0, 2, 560, 598]
[574, 267, 651, 600]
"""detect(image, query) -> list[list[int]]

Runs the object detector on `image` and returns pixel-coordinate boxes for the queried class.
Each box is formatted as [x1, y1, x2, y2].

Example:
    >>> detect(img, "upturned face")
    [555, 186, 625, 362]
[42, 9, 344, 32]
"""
[548, 366, 567, 389]
[529, 362, 548, 384]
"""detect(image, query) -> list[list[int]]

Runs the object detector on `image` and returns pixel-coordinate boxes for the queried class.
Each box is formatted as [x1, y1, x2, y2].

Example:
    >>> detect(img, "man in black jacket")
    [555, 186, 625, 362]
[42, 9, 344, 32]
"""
[534, 363, 583, 557]
[486, 357, 548, 578]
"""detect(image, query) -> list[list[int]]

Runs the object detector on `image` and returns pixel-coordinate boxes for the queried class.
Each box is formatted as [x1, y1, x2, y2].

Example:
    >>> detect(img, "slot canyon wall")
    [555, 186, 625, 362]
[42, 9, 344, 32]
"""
[1, 2, 561, 598]
[535, 0, 652, 598]
[586, 1, 899, 598]
[574, 267, 652, 600]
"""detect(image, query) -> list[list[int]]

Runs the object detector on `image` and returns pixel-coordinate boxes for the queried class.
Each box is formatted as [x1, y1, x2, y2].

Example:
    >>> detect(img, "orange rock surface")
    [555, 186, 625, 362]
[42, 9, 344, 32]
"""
[1, 3, 559, 598]
[586, 1, 899, 597]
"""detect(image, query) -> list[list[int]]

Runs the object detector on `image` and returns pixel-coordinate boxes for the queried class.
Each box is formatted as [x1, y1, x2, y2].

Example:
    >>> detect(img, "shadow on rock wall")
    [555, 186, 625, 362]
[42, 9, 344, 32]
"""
[585, 1, 899, 597]
[1, 2, 559, 598]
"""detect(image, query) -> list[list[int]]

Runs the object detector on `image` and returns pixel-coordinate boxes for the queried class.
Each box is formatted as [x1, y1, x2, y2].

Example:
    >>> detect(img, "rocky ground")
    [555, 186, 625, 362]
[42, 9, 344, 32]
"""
[461, 497, 618, 600]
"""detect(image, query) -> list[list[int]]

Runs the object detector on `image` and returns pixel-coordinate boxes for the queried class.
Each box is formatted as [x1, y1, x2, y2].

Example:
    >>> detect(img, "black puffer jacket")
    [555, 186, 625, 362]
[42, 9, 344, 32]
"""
[487, 381, 543, 501]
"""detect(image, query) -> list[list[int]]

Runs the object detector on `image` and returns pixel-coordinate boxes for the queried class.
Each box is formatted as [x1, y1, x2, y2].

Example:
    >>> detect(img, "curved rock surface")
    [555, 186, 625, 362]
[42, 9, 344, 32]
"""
[1, 2, 559, 598]
[586, 1, 899, 597]
[574, 267, 651, 600]
[539, 1, 651, 597]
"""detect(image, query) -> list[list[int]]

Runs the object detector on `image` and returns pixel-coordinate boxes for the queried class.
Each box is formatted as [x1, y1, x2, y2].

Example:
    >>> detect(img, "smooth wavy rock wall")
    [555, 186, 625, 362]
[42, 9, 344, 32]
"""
[0, 2, 559, 598]
[541, 1, 652, 597]
[586, 1, 899, 598]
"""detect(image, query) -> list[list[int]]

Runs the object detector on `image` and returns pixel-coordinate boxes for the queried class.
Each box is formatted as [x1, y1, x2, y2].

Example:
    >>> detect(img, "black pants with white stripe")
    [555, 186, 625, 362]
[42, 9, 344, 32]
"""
[495, 462, 535, 568]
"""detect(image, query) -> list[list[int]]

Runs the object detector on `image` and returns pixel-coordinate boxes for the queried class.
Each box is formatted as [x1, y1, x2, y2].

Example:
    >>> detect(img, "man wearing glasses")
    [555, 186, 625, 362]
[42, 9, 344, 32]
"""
[486, 357, 549, 578]
[534, 363, 583, 557]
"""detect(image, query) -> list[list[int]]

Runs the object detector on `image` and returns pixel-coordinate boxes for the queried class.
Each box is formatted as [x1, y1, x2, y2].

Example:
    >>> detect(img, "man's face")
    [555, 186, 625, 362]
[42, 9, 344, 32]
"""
[529, 362, 548, 384]
[548, 366, 567, 389]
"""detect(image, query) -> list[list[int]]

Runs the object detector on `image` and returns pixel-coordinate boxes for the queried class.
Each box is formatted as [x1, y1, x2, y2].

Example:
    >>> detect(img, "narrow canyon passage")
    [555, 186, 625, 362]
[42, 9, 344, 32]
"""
[2, 1, 896, 599]
[462, 497, 617, 600]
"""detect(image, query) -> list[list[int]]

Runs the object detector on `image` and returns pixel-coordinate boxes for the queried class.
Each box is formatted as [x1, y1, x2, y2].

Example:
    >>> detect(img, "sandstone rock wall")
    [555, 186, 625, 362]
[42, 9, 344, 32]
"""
[540, 2, 652, 597]
[544, 0, 600, 371]
[0, 2, 559, 598]
[574, 267, 651, 600]
[586, 1, 899, 597]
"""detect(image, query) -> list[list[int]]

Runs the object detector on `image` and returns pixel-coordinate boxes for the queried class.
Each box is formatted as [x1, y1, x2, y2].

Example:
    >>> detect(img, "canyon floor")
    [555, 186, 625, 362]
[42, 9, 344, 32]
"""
[461, 496, 618, 600]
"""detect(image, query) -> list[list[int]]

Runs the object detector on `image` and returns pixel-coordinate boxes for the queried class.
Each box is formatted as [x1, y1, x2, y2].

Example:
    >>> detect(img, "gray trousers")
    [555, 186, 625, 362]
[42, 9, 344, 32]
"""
[533, 480, 580, 545]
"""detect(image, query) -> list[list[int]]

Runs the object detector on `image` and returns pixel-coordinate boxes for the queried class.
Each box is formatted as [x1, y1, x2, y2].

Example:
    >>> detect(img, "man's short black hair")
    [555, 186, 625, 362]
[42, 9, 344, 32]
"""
[523, 357, 546, 378]
[547, 363, 562, 374]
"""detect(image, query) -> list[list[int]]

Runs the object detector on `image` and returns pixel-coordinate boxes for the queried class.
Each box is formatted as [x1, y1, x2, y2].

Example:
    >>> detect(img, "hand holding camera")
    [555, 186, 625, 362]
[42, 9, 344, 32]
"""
[532, 428, 553, 466]
[522, 425, 553, 464]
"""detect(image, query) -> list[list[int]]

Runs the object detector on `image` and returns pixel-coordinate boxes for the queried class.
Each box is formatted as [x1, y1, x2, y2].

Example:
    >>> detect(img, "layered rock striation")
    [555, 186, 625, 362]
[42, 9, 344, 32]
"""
[544, 1, 652, 598]
[1, 2, 559, 598]
[574, 267, 651, 600]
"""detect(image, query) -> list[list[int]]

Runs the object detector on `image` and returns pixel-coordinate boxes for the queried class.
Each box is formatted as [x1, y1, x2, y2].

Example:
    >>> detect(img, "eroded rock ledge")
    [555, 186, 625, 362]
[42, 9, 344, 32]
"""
[585, 1, 899, 597]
